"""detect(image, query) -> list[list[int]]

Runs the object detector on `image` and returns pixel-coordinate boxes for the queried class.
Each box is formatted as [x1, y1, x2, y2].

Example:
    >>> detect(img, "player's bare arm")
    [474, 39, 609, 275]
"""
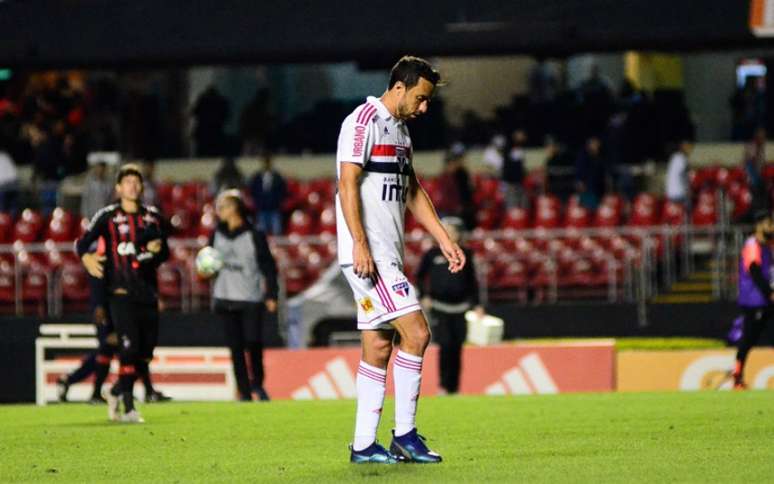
[338, 161, 375, 279]
[406, 171, 465, 273]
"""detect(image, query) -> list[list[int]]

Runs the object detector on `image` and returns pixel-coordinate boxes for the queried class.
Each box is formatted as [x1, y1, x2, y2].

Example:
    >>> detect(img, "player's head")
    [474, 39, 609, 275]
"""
[388, 56, 442, 120]
[216, 189, 249, 223]
[753, 210, 773, 241]
[441, 216, 464, 244]
[115, 163, 144, 202]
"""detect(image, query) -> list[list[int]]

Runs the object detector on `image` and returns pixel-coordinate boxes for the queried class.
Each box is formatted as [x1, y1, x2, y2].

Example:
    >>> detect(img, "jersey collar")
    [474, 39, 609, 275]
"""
[367, 96, 396, 122]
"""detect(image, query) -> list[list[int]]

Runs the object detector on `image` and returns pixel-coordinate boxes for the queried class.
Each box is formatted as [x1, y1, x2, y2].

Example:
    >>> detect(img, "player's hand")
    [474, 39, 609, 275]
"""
[265, 299, 277, 313]
[473, 305, 485, 319]
[769, 292, 774, 302]
[93, 306, 107, 325]
[147, 239, 162, 254]
[440, 241, 466, 273]
[421, 296, 432, 311]
[82, 253, 106, 278]
[353, 240, 375, 279]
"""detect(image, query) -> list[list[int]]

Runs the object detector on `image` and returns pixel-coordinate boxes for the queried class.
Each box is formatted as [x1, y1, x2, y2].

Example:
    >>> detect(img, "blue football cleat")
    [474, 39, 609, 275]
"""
[349, 442, 401, 464]
[390, 429, 442, 463]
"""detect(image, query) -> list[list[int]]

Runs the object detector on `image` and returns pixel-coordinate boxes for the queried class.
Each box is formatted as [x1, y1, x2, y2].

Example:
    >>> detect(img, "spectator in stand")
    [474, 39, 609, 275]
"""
[665, 139, 694, 207]
[743, 127, 767, 213]
[141, 159, 159, 207]
[0, 144, 19, 214]
[211, 156, 245, 196]
[249, 152, 286, 235]
[575, 136, 607, 210]
[435, 143, 476, 229]
[502, 129, 528, 208]
[80, 153, 118, 219]
[544, 137, 575, 202]
[239, 88, 273, 156]
[481, 134, 506, 176]
[191, 85, 230, 157]
[416, 217, 482, 395]
[31, 121, 68, 214]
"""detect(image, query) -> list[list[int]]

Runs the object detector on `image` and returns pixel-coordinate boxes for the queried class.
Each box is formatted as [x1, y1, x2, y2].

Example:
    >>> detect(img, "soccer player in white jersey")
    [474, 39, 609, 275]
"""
[336, 56, 466, 464]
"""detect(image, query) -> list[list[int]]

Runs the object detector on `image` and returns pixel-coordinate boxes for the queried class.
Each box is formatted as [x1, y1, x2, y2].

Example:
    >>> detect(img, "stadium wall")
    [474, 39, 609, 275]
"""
[617, 349, 774, 391]
[1, 301, 741, 402]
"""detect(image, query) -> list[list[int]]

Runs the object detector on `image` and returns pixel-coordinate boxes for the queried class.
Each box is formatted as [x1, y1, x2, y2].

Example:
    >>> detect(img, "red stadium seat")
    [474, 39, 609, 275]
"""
[692, 202, 717, 226]
[61, 262, 90, 303]
[13, 220, 40, 243]
[564, 205, 590, 228]
[502, 207, 531, 230]
[534, 204, 561, 230]
[0, 212, 13, 243]
[157, 263, 184, 308]
[629, 202, 659, 227]
[594, 203, 621, 228]
[319, 206, 336, 237]
[45, 217, 73, 242]
[20, 208, 43, 231]
[661, 201, 687, 226]
[731, 188, 753, 221]
[287, 210, 315, 236]
[476, 207, 501, 230]
[197, 212, 218, 238]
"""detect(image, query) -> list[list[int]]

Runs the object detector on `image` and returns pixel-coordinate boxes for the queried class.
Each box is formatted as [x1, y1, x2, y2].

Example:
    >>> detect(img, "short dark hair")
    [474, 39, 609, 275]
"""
[116, 163, 144, 185]
[754, 210, 771, 225]
[388, 56, 442, 90]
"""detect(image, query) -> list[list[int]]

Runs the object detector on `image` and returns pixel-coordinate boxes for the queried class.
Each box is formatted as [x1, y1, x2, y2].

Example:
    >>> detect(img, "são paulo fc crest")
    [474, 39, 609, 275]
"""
[392, 281, 410, 298]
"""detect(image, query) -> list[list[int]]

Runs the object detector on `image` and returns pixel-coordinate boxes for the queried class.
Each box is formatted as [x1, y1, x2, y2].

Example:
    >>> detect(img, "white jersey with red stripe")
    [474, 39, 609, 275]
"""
[335, 96, 413, 266]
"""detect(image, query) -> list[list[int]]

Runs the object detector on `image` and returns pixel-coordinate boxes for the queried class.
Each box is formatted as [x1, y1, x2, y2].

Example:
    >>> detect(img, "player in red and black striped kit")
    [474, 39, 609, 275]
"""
[76, 163, 170, 423]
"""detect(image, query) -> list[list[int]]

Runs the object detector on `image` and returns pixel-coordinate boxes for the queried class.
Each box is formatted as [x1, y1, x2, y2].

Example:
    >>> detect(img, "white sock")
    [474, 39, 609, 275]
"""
[353, 361, 386, 451]
[393, 350, 423, 437]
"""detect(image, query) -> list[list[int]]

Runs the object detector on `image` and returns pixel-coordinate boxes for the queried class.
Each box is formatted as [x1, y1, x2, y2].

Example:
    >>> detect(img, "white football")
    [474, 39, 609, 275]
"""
[195, 246, 223, 276]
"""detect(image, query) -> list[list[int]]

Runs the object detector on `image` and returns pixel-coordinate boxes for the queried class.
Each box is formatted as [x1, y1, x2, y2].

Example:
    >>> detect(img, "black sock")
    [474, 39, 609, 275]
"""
[136, 360, 155, 395]
[92, 360, 111, 399]
[118, 365, 136, 412]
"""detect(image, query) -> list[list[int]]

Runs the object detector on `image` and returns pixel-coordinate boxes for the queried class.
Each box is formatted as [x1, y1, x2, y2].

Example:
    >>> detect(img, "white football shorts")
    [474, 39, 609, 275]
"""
[341, 261, 422, 330]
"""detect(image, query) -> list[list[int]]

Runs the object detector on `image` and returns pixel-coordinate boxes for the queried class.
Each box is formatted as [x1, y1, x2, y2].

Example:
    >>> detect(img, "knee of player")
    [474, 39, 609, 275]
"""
[370, 337, 393, 359]
[407, 324, 431, 349]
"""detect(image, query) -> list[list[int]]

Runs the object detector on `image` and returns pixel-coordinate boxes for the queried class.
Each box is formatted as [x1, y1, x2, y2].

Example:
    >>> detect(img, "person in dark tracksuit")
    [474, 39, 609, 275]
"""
[76, 164, 170, 423]
[734, 211, 774, 389]
[415, 217, 483, 394]
[205, 189, 279, 401]
[57, 272, 117, 404]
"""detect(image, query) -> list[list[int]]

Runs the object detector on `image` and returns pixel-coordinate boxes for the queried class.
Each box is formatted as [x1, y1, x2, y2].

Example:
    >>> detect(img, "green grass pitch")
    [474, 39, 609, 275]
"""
[1, 391, 773, 483]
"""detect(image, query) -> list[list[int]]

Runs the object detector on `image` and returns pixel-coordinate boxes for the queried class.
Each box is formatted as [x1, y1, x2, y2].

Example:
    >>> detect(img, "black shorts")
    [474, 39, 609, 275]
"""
[109, 295, 159, 360]
[214, 300, 265, 346]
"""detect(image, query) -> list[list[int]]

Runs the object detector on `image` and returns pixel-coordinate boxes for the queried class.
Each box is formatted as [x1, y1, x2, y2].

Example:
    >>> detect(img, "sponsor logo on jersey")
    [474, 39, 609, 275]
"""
[352, 125, 366, 157]
[143, 214, 156, 224]
[116, 241, 137, 256]
[383, 126, 389, 135]
[112, 214, 127, 223]
[118, 224, 130, 234]
[392, 281, 409, 298]
[359, 296, 374, 314]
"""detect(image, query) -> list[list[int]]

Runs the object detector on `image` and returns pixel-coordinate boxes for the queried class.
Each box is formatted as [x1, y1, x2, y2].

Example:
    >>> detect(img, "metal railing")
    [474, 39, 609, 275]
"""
[0, 221, 749, 322]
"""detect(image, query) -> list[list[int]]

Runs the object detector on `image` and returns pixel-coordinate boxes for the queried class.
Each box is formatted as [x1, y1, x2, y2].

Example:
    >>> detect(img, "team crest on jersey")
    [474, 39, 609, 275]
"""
[359, 296, 375, 314]
[392, 281, 410, 298]
[118, 224, 130, 234]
